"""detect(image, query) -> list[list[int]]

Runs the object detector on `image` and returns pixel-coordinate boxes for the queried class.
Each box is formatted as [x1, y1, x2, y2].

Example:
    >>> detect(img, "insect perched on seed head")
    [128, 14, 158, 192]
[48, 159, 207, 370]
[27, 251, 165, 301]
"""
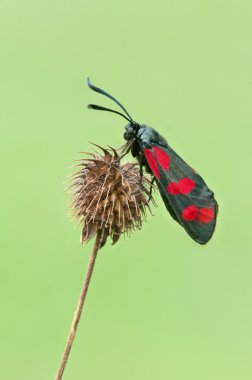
[87, 78, 218, 244]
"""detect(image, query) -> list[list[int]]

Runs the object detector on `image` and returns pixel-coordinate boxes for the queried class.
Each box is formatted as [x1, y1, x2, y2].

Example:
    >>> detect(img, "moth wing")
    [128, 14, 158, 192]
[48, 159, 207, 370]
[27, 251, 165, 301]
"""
[144, 145, 218, 244]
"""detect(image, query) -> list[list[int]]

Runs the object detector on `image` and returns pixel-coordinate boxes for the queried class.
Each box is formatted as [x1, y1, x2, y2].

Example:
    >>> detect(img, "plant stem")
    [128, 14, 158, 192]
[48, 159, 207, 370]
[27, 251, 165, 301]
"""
[55, 234, 101, 380]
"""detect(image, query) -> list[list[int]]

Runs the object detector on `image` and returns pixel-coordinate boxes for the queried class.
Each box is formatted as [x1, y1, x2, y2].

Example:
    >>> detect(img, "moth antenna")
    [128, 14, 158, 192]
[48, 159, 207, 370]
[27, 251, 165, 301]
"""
[87, 78, 133, 122]
[87, 104, 132, 123]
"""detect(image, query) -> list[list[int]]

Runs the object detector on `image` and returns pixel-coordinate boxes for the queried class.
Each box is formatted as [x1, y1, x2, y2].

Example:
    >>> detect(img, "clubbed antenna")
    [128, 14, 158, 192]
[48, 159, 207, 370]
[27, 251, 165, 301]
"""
[87, 78, 134, 122]
[87, 104, 132, 123]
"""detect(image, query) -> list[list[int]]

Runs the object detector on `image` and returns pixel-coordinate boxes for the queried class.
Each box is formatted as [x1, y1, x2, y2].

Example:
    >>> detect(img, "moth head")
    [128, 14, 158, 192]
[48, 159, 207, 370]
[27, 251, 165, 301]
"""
[123, 122, 140, 141]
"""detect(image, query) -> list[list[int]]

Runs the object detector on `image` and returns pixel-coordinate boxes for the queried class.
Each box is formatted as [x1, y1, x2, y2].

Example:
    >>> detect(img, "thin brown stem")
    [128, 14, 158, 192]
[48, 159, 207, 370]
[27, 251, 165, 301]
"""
[55, 234, 101, 380]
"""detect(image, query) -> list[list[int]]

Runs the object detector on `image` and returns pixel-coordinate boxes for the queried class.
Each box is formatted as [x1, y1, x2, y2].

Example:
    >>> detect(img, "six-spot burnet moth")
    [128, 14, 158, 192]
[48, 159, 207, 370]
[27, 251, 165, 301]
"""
[87, 78, 218, 244]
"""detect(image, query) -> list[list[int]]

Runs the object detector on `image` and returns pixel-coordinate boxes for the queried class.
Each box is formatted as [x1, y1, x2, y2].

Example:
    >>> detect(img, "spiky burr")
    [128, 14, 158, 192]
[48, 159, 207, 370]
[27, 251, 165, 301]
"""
[70, 145, 155, 248]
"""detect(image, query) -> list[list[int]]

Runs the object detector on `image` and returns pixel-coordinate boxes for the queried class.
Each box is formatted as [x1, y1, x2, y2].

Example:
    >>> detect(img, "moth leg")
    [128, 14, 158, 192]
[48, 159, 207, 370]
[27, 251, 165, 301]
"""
[118, 138, 136, 160]
[147, 176, 155, 203]
[140, 162, 143, 180]
[137, 149, 147, 183]
[106, 139, 136, 171]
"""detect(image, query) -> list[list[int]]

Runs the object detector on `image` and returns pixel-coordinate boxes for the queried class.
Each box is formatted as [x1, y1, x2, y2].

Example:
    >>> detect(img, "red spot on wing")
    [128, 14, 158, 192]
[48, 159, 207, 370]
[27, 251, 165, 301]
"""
[144, 149, 160, 178]
[167, 182, 180, 195]
[167, 178, 195, 195]
[182, 205, 198, 221]
[144, 147, 170, 179]
[178, 178, 196, 194]
[153, 147, 170, 170]
[198, 207, 214, 223]
[182, 205, 215, 224]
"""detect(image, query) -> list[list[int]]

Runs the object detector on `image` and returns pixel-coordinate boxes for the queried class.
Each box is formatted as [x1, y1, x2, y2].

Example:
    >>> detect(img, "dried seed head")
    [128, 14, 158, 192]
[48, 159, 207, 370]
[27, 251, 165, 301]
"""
[70, 145, 155, 247]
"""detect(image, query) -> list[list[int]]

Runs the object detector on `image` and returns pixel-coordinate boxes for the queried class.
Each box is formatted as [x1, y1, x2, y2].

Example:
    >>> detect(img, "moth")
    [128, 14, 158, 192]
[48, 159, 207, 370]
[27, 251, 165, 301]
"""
[87, 79, 218, 244]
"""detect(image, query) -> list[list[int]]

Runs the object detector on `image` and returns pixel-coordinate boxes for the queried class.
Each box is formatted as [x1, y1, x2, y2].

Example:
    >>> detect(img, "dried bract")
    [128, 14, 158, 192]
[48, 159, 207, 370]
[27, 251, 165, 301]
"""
[70, 145, 155, 247]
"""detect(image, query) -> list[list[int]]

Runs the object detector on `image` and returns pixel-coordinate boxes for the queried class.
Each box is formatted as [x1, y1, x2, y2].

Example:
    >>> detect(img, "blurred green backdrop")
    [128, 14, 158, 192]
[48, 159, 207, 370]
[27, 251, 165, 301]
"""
[1, 0, 251, 379]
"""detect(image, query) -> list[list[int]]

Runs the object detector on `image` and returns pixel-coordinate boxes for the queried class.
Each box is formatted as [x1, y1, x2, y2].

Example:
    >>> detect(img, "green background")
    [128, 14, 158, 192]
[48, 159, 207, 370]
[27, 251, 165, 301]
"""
[1, 1, 251, 379]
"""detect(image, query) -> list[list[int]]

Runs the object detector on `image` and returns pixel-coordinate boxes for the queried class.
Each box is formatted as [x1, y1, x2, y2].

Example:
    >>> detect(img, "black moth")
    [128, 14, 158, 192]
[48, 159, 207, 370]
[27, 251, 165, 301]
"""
[87, 78, 218, 244]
